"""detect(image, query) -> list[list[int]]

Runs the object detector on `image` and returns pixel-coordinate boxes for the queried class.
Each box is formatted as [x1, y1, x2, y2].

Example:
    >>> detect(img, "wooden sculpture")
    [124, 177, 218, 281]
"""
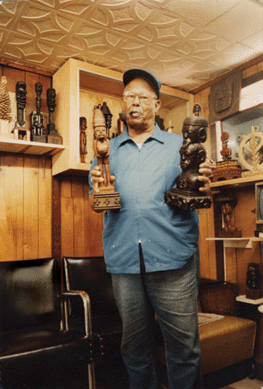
[92, 105, 121, 211]
[165, 104, 211, 210]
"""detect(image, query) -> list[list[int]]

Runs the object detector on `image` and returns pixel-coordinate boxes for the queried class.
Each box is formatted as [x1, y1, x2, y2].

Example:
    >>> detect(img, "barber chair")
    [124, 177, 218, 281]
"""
[0, 258, 95, 389]
[62, 256, 123, 363]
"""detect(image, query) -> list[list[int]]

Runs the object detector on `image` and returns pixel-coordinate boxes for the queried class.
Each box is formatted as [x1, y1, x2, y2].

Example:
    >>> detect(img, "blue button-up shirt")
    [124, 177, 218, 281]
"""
[89, 125, 199, 274]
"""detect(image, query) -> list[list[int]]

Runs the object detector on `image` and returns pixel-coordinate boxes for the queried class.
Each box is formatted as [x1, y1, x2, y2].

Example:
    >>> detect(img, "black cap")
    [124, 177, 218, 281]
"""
[123, 68, 161, 99]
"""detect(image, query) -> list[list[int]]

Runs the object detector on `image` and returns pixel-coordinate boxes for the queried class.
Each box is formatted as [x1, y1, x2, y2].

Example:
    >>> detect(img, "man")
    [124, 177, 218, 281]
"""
[89, 69, 213, 389]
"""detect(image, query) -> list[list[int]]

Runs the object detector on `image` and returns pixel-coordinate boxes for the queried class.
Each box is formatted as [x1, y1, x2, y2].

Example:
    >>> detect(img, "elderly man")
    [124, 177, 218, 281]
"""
[89, 69, 212, 389]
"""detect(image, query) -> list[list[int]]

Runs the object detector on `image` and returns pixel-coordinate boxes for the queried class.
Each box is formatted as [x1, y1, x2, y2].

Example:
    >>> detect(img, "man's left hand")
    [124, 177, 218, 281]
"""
[198, 158, 216, 197]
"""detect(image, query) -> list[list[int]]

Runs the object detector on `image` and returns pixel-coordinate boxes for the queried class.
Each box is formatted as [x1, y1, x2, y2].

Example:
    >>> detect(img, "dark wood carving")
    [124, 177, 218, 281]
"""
[165, 104, 211, 210]
[16, 81, 27, 127]
[30, 82, 46, 143]
[209, 69, 242, 124]
[46, 87, 62, 144]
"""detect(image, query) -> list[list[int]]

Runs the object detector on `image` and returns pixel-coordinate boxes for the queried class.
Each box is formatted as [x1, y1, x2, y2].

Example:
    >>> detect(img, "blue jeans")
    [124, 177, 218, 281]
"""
[111, 252, 202, 389]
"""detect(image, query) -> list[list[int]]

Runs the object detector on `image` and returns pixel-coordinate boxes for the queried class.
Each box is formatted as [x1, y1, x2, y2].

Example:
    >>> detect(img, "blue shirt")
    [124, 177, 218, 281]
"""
[89, 125, 199, 274]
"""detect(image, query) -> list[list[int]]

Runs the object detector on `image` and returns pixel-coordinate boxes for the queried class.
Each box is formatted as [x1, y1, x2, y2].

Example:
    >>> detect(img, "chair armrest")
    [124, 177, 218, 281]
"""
[61, 290, 92, 336]
[199, 282, 239, 316]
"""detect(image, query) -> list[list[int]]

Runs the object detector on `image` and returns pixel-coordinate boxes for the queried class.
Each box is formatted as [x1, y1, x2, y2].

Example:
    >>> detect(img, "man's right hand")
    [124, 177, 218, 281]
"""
[90, 166, 104, 193]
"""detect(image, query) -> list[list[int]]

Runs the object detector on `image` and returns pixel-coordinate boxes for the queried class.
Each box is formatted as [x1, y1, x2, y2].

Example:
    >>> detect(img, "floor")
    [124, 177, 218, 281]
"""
[1, 355, 263, 389]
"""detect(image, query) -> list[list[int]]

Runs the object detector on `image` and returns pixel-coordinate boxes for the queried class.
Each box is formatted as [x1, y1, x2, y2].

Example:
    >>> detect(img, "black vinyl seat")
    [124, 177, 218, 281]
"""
[0, 258, 95, 389]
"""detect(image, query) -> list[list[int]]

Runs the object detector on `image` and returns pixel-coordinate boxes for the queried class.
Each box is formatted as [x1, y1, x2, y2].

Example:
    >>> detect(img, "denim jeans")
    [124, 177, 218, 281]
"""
[111, 252, 202, 389]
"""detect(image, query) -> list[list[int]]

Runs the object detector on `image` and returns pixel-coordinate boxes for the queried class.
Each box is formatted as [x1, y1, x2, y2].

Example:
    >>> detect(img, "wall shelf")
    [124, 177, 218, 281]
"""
[206, 237, 263, 249]
[0, 138, 65, 156]
[211, 175, 263, 191]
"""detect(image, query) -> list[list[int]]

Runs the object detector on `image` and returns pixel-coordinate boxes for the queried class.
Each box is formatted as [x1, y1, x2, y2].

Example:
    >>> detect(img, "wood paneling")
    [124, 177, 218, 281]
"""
[60, 175, 103, 259]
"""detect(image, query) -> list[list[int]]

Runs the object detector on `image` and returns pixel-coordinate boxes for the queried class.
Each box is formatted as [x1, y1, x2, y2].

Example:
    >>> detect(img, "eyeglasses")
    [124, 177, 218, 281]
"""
[122, 92, 157, 105]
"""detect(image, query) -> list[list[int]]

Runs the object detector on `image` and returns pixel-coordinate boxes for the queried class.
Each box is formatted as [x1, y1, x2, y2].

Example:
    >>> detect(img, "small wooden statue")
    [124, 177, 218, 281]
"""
[165, 104, 211, 210]
[30, 83, 46, 143]
[92, 105, 121, 211]
[80, 117, 88, 163]
[246, 262, 262, 299]
[46, 88, 62, 144]
[216, 195, 241, 237]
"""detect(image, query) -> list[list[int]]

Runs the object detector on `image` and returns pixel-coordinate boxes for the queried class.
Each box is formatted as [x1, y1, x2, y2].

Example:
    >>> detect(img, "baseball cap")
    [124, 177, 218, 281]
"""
[123, 68, 161, 99]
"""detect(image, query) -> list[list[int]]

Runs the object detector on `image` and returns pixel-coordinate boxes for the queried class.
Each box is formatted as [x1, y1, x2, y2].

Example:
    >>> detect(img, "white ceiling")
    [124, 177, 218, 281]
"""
[0, 0, 263, 92]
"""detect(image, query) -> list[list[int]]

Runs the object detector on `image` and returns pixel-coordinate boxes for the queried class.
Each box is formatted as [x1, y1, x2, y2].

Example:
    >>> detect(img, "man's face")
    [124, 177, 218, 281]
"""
[121, 78, 161, 131]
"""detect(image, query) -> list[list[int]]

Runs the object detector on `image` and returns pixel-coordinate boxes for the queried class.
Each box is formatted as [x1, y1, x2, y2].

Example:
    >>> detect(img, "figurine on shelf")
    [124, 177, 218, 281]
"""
[100, 102, 112, 138]
[92, 105, 121, 211]
[16, 81, 27, 127]
[213, 131, 241, 182]
[80, 116, 88, 163]
[13, 81, 30, 140]
[220, 131, 232, 160]
[216, 195, 241, 237]
[46, 88, 63, 145]
[246, 262, 262, 299]
[165, 104, 211, 210]
[30, 82, 46, 143]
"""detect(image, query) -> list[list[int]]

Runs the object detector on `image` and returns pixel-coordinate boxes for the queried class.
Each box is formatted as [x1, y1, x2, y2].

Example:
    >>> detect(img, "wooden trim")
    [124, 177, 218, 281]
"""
[242, 70, 263, 88]
[191, 53, 263, 94]
[0, 59, 53, 78]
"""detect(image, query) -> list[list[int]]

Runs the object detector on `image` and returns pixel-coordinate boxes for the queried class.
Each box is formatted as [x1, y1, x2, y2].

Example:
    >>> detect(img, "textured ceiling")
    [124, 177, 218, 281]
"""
[0, 0, 263, 92]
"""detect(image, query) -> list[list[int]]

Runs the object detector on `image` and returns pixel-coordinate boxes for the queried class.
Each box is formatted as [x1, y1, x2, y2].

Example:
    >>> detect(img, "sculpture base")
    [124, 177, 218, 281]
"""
[246, 288, 261, 300]
[94, 190, 121, 211]
[32, 135, 47, 143]
[165, 188, 211, 210]
[47, 134, 63, 145]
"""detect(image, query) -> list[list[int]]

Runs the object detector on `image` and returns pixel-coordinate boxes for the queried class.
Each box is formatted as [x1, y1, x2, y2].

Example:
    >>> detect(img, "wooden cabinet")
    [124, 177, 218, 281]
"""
[52, 58, 194, 176]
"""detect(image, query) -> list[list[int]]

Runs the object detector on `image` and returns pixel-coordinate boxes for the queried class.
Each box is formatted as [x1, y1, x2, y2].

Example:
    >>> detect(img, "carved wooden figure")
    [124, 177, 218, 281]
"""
[79, 116, 88, 163]
[92, 105, 121, 211]
[30, 83, 46, 143]
[46, 88, 63, 144]
[16, 81, 27, 127]
[165, 104, 211, 210]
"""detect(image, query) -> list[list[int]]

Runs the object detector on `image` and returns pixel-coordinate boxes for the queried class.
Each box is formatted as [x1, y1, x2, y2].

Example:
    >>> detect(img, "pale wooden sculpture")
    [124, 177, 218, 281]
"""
[92, 105, 121, 211]
[239, 126, 263, 177]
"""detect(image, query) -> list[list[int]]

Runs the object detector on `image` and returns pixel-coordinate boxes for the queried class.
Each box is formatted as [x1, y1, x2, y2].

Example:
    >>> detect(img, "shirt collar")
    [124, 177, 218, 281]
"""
[116, 123, 165, 148]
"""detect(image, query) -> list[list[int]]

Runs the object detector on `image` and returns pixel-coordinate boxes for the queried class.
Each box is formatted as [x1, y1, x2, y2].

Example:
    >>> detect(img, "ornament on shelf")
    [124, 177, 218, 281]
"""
[238, 125, 263, 177]
[13, 81, 30, 141]
[212, 131, 241, 182]
[0, 76, 13, 138]
[46, 88, 62, 144]
[92, 105, 121, 211]
[80, 116, 88, 163]
[165, 104, 211, 210]
[100, 102, 112, 138]
[30, 83, 46, 143]
[246, 262, 262, 300]
[216, 195, 241, 237]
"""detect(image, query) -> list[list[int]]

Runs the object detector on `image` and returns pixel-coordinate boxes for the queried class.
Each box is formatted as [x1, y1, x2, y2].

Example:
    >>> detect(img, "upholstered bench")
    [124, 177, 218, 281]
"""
[156, 280, 256, 380]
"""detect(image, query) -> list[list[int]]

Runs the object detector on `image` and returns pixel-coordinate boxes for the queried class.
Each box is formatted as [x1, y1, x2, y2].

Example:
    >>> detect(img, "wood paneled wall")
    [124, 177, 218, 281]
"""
[0, 64, 53, 261]
[57, 174, 104, 259]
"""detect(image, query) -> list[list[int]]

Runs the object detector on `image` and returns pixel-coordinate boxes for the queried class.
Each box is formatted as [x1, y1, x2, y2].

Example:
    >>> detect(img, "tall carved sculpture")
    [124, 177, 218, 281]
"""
[92, 105, 121, 211]
[165, 104, 212, 210]
[80, 116, 88, 163]
[100, 102, 112, 138]
[46, 88, 62, 144]
[30, 82, 46, 143]
[16, 81, 27, 127]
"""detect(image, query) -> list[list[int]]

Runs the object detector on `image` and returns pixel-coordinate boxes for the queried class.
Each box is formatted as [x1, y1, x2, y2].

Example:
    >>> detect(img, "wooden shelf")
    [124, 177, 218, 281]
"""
[0, 138, 65, 156]
[210, 175, 263, 190]
[206, 237, 263, 248]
